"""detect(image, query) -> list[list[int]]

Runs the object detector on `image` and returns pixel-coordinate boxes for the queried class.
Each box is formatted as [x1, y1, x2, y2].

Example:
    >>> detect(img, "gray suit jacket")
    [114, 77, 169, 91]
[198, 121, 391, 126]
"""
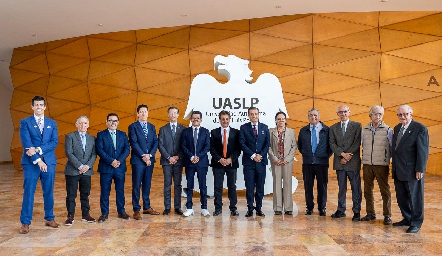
[329, 120, 362, 171]
[158, 122, 185, 166]
[64, 131, 97, 176]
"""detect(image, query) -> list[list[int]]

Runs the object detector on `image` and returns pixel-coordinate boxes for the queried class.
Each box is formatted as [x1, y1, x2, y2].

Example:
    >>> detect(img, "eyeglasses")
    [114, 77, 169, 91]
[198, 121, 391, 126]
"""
[371, 113, 382, 116]
[337, 110, 348, 114]
[107, 119, 119, 123]
[191, 118, 201, 120]
[397, 113, 410, 117]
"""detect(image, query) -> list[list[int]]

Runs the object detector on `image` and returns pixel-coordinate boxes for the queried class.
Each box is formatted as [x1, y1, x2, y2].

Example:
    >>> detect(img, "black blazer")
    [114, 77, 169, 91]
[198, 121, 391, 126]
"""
[181, 126, 210, 168]
[210, 127, 241, 169]
[392, 120, 429, 181]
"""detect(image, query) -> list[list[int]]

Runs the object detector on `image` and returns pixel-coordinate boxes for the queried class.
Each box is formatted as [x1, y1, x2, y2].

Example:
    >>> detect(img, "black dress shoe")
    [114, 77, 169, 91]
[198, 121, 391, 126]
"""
[383, 216, 392, 225]
[163, 209, 170, 215]
[98, 215, 108, 223]
[245, 210, 254, 217]
[285, 211, 293, 215]
[393, 219, 410, 226]
[274, 211, 282, 215]
[319, 210, 326, 216]
[256, 209, 265, 217]
[305, 210, 313, 215]
[118, 212, 130, 220]
[174, 209, 184, 215]
[360, 214, 376, 221]
[213, 209, 222, 216]
[331, 211, 346, 218]
[406, 226, 420, 233]
[352, 213, 361, 222]
[230, 210, 239, 216]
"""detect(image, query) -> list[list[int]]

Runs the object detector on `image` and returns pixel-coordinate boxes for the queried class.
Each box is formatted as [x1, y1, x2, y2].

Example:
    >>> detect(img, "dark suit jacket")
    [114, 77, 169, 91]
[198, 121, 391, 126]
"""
[158, 123, 185, 166]
[20, 116, 58, 165]
[96, 129, 130, 173]
[64, 131, 97, 176]
[181, 126, 210, 168]
[239, 122, 270, 166]
[210, 127, 241, 169]
[329, 120, 362, 171]
[128, 121, 158, 165]
[392, 120, 429, 181]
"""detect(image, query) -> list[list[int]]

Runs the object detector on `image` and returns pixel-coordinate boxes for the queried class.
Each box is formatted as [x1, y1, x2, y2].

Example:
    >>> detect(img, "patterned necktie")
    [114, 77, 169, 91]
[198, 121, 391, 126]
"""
[193, 128, 198, 154]
[223, 128, 227, 158]
[253, 124, 258, 138]
[38, 118, 43, 134]
[312, 125, 317, 153]
[111, 131, 116, 149]
[81, 133, 86, 151]
[395, 126, 405, 150]
[142, 122, 148, 138]
[172, 124, 176, 137]
[341, 122, 346, 137]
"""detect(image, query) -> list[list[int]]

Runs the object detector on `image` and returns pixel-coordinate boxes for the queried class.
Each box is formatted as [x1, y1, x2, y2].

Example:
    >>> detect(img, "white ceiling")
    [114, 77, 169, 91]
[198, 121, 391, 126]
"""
[1, 0, 441, 92]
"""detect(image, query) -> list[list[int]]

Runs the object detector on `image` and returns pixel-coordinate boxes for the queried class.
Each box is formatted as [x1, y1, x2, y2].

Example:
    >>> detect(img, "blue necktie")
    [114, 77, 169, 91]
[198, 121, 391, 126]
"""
[81, 133, 86, 151]
[193, 127, 198, 154]
[312, 126, 317, 154]
[172, 124, 176, 137]
[142, 122, 148, 138]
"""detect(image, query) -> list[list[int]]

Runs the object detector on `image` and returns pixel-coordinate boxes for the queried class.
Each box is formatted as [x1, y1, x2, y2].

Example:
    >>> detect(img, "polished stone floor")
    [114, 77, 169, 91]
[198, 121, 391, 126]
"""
[0, 163, 441, 255]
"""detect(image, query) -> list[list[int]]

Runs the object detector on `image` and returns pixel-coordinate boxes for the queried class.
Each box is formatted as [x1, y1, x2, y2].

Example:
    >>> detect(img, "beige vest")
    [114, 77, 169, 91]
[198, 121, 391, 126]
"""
[362, 122, 391, 166]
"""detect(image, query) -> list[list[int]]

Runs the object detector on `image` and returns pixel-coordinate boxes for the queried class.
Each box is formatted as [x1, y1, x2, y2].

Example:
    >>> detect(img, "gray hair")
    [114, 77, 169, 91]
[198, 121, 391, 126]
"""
[397, 105, 413, 114]
[336, 105, 349, 113]
[308, 108, 320, 117]
[369, 105, 384, 117]
[76, 115, 89, 122]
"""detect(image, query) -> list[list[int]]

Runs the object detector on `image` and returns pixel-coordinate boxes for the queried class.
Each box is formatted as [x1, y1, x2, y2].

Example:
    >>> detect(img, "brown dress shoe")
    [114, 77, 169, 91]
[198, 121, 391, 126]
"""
[143, 208, 160, 215]
[133, 211, 142, 220]
[45, 220, 60, 228]
[20, 224, 29, 234]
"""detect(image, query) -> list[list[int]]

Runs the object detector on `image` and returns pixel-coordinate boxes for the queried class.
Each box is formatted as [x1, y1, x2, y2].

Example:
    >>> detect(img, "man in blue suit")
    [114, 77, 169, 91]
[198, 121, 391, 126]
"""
[128, 104, 159, 220]
[96, 113, 131, 222]
[181, 111, 211, 217]
[19, 96, 60, 234]
[240, 107, 270, 217]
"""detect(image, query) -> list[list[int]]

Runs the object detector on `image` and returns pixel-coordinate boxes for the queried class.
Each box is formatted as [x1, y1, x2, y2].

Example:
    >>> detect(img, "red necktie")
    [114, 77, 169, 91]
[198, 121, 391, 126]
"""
[223, 128, 227, 158]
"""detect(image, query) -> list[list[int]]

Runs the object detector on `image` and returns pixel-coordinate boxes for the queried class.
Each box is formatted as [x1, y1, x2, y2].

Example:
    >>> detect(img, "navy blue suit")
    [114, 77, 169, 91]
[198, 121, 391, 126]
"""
[128, 121, 158, 212]
[239, 122, 270, 211]
[19, 116, 58, 225]
[181, 126, 210, 209]
[96, 129, 130, 216]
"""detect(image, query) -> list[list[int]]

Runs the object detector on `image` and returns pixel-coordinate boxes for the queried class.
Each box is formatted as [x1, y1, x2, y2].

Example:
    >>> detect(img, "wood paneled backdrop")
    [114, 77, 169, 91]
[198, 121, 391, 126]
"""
[8, 12, 442, 174]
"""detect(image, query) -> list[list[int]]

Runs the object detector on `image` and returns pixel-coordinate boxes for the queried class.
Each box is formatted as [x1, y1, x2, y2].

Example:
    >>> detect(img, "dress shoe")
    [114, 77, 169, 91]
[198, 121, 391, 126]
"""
[274, 211, 282, 215]
[352, 213, 361, 222]
[256, 209, 265, 217]
[285, 211, 293, 215]
[393, 219, 410, 227]
[305, 210, 313, 215]
[230, 210, 239, 216]
[183, 209, 194, 217]
[82, 215, 96, 223]
[163, 209, 171, 215]
[245, 210, 254, 217]
[118, 212, 130, 220]
[213, 209, 222, 216]
[319, 210, 326, 217]
[45, 220, 60, 228]
[64, 217, 74, 226]
[143, 208, 160, 215]
[383, 216, 392, 225]
[201, 209, 211, 217]
[331, 211, 346, 218]
[98, 215, 108, 223]
[19, 224, 29, 234]
[360, 214, 376, 221]
[174, 209, 184, 215]
[406, 226, 420, 233]
[133, 211, 142, 220]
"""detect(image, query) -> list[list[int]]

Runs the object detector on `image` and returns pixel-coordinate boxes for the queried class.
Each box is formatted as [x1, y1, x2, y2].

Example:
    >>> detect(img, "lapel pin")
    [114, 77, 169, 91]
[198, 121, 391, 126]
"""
[33, 126, 37, 128]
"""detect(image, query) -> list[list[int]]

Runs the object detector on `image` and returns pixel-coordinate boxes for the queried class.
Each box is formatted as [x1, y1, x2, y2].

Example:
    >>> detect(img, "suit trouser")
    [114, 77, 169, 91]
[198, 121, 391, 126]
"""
[243, 164, 266, 211]
[363, 165, 391, 216]
[20, 164, 56, 225]
[302, 164, 328, 211]
[65, 174, 92, 217]
[185, 165, 208, 209]
[336, 169, 362, 213]
[271, 162, 293, 211]
[100, 170, 126, 215]
[213, 167, 238, 211]
[132, 164, 154, 211]
[394, 178, 424, 227]
[162, 164, 183, 210]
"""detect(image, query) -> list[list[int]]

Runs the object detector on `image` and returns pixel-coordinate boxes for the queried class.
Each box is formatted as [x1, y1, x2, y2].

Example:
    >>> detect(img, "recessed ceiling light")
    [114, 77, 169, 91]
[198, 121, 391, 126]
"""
[32, 34, 37, 37]
[180, 14, 187, 17]
[380, 0, 387, 2]
[98, 23, 103, 26]
[275, 5, 282, 8]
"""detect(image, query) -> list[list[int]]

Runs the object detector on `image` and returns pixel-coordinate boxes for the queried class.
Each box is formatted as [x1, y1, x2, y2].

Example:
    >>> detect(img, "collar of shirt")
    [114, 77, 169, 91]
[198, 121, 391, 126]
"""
[221, 126, 230, 137]
[78, 131, 87, 136]
[402, 119, 413, 132]
[34, 115, 44, 124]
[192, 126, 200, 130]
[310, 122, 323, 131]
[108, 129, 116, 134]
[170, 122, 177, 128]
[139, 121, 147, 125]
[341, 120, 349, 126]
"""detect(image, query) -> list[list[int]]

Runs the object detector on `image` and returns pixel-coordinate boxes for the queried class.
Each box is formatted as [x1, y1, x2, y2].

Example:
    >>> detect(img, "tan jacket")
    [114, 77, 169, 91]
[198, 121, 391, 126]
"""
[268, 127, 297, 164]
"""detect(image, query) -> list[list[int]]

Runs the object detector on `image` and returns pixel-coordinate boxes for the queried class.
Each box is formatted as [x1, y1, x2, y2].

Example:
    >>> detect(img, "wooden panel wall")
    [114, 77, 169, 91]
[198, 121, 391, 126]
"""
[9, 12, 442, 174]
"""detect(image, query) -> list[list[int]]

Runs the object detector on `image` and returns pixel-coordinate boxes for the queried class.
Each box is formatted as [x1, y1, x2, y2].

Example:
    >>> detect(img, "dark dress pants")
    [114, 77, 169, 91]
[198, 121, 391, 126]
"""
[100, 170, 126, 215]
[336, 169, 362, 214]
[185, 165, 208, 209]
[302, 164, 328, 211]
[394, 178, 424, 227]
[162, 164, 183, 210]
[213, 167, 238, 211]
[132, 164, 154, 211]
[243, 163, 266, 211]
[65, 174, 92, 217]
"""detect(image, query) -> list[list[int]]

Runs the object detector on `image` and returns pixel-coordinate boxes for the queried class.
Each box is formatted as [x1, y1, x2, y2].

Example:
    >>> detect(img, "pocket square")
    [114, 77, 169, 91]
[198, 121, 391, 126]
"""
[47, 126, 51, 128]
[33, 125, 37, 128]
